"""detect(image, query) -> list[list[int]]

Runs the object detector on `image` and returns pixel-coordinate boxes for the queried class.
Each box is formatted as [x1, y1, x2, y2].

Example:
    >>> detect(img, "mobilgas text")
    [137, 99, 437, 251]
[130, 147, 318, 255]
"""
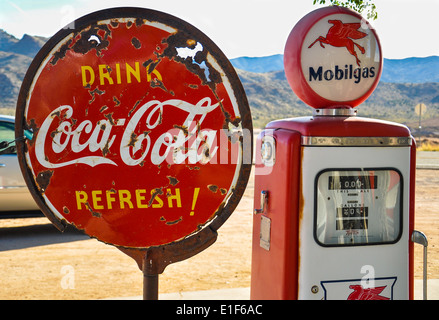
[308, 64, 376, 84]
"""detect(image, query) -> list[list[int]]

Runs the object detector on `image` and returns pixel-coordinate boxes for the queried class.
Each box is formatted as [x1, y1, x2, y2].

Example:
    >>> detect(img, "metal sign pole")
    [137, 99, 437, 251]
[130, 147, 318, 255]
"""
[143, 274, 159, 300]
[142, 249, 159, 300]
[118, 227, 219, 300]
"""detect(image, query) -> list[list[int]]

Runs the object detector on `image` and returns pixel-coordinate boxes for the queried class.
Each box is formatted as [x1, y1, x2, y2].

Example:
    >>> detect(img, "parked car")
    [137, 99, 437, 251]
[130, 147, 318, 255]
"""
[0, 115, 40, 214]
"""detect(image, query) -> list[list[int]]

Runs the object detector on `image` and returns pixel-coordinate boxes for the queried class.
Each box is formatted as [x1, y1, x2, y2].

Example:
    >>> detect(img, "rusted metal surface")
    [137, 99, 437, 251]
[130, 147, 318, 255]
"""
[15, 7, 252, 262]
[118, 224, 218, 274]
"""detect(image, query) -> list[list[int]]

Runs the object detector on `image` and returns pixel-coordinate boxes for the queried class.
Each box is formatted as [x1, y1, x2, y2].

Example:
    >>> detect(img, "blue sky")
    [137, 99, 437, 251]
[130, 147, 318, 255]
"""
[0, 0, 438, 59]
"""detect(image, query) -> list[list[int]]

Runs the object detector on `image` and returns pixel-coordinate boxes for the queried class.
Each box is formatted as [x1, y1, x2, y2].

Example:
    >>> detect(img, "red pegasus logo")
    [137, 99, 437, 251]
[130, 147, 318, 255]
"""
[347, 285, 390, 300]
[308, 20, 367, 66]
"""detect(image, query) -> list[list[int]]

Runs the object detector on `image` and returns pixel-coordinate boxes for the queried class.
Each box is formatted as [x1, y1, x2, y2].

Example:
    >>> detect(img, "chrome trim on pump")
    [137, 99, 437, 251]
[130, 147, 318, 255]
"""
[313, 108, 357, 117]
[301, 136, 413, 147]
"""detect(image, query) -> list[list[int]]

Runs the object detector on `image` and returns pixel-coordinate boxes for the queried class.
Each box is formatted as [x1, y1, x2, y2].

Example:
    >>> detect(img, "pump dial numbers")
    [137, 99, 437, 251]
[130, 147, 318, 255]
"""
[315, 169, 403, 246]
[329, 175, 377, 190]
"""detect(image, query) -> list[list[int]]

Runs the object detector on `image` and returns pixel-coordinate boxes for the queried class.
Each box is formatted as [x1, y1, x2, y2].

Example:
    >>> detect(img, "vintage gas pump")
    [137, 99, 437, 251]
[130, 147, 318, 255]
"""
[251, 6, 426, 300]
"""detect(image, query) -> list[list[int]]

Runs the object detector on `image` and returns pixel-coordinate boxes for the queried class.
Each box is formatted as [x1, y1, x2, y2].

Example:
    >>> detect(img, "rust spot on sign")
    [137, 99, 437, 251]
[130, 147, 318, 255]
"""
[160, 32, 222, 92]
[158, 216, 182, 225]
[145, 59, 159, 71]
[88, 88, 105, 103]
[72, 24, 111, 56]
[50, 39, 72, 65]
[149, 188, 164, 207]
[25, 119, 39, 146]
[128, 132, 138, 148]
[150, 78, 169, 92]
[102, 139, 111, 157]
[165, 217, 183, 225]
[85, 202, 101, 218]
[104, 112, 115, 125]
[36, 170, 54, 193]
[50, 24, 111, 66]
[167, 176, 179, 186]
[131, 37, 141, 49]
[135, 17, 144, 27]
[173, 124, 188, 135]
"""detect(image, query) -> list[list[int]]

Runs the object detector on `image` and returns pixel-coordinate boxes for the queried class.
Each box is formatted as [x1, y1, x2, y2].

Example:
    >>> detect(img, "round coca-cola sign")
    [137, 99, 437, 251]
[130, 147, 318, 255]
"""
[16, 8, 252, 249]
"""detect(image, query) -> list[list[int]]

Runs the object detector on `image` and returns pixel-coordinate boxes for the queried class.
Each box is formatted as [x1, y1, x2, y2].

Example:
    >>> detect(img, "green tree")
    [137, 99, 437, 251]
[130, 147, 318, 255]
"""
[313, 0, 378, 20]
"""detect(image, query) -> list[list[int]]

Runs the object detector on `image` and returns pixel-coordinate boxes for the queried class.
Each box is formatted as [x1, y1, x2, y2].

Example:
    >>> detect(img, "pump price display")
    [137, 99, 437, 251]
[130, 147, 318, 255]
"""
[329, 175, 377, 190]
[336, 207, 368, 230]
[315, 169, 402, 246]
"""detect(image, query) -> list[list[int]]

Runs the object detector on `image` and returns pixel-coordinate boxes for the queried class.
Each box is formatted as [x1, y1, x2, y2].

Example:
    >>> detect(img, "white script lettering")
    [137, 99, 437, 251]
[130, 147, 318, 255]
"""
[35, 98, 223, 168]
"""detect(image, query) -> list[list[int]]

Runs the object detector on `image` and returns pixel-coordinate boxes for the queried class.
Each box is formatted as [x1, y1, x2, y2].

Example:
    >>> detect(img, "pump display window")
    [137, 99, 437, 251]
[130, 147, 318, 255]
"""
[314, 168, 403, 246]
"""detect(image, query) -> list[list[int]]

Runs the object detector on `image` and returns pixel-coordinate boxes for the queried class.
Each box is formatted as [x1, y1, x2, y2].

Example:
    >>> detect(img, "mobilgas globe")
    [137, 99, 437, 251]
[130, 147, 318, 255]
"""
[284, 8, 382, 108]
[302, 13, 381, 103]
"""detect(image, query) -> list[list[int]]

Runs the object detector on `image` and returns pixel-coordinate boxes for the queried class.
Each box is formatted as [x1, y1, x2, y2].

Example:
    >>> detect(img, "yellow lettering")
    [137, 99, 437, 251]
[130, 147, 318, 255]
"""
[92, 190, 104, 210]
[151, 189, 163, 208]
[115, 63, 121, 84]
[135, 189, 148, 209]
[99, 64, 114, 85]
[81, 66, 95, 87]
[126, 62, 140, 83]
[167, 188, 181, 208]
[74, 188, 185, 211]
[119, 190, 133, 209]
[146, 62, 162, 82]
[76, 191, 88, 210]
[81, 61, 164, 87]
[106, 190, 116, 209]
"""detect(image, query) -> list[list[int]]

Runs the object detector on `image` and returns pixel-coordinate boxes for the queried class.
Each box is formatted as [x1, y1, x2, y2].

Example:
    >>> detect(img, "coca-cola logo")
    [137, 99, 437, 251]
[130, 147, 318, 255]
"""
[17, 10, 252, 248]
[35, 98, 225, 169]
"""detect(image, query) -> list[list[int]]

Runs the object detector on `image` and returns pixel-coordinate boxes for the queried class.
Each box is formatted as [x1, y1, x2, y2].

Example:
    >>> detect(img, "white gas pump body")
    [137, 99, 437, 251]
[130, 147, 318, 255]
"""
[251, 113, 417, 300]
[299, 143, 412, 300]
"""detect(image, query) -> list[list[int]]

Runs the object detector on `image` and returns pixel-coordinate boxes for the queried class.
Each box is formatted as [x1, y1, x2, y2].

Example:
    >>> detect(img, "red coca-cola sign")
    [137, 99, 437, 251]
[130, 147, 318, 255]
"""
[16, 8, 252, 249]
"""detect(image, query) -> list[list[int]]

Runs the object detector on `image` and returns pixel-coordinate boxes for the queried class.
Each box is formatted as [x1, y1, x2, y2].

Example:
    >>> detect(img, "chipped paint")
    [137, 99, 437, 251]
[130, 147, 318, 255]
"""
[85, 201, 102, 218]
[165, 217, 183, 225]
[161, 32, 222, 92]
[131, 37, 141, 49]
[149, 188, 164, 207]
[35, 170, 53, 193]
[167, 176, 179, 186]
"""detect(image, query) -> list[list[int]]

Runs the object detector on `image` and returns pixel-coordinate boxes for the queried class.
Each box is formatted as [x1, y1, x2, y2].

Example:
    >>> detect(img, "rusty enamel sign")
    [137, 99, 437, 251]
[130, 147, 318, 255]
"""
[15, 7, 252, 250]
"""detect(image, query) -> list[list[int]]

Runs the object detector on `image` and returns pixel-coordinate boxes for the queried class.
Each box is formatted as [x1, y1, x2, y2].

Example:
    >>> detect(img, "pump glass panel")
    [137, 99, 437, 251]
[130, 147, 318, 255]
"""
[315, 169, 402, 246]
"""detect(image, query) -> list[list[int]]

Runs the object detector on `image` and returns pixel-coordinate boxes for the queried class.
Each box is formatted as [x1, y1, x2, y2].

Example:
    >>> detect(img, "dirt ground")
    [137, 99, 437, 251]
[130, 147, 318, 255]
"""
[0, 167, 438, 300]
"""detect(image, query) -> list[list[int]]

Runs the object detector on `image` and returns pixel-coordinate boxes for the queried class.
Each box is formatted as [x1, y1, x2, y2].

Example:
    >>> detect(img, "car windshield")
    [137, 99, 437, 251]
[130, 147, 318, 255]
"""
[0, 121, 17, 154]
